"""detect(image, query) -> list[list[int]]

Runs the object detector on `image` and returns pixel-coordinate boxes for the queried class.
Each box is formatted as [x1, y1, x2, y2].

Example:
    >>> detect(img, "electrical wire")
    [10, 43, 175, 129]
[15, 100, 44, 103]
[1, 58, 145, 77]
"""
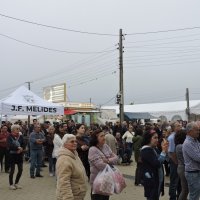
[100, 96, 117, 106]
[125, 59, 200, 69]
[68, 70, 117, 88]
[0, 13, 118, 36]
[35, 65, 118, 88]
[32, 57, 118, 86]
[125, 44, 200, 50]
[0, 33, 116, 54]
[31, 47, 117, 83]
[125, 38, 200, 48]
[124, 52, 200, 62]
[68, 67, 118, 86]
[124, 56, 200, 65]
[125, 47, 200, 53]
[124, 32, 200, 44]
[0, 83, 25, 94]
[126, 26, 200, 36]
[134, 96, 185, 104]
[124, 49, 200, 59]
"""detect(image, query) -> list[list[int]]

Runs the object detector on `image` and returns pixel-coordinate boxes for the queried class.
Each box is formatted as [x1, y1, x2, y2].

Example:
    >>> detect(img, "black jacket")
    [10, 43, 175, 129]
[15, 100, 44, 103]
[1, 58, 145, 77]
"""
[140, 146, 161, 200]
[7, 134, 25, 163]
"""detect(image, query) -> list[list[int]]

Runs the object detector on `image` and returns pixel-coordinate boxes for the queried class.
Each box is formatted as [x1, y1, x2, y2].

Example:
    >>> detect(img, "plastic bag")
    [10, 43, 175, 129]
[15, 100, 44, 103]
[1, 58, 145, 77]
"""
[112, 166, 127, 194]
[92, 164, 115, 195]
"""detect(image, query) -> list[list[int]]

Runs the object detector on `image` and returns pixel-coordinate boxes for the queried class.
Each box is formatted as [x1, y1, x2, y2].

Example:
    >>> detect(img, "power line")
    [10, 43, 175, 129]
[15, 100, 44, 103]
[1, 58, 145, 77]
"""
[124, 49, 200, 59]
[100, 96, 116, 106]
[126, 47, 200, 53]
[124, 32, 200, 44]
[124, 52, 200, 62]
[135, 96, 185, 104]
[0, 83, 25, 94]
[68, 67, 118, 86]
[125, 38, 200, 48]
[31, 47, 117, 83]
[34, 64, 118, 88]
[32, 54, 118, 85]
[0, 33, 117, 54]
[125, 59, 200, 69]
[0, 13, 118, 36]
[126, 26, 200, 36]
[124, 56, 200, 66]
[125, 44, 200, 50]
[68, 70, 117, 88]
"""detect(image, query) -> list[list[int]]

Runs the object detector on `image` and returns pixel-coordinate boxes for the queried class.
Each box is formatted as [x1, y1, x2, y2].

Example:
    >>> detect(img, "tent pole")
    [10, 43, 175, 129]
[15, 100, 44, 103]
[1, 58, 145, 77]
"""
[0, 114, 2, 126]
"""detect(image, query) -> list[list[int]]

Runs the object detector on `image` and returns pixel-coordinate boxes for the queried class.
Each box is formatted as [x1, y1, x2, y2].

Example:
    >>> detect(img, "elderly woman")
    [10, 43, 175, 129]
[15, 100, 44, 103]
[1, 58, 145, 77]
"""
[7, 124, 25, 190]
[56, 134, 87, 200]
[88, 129, 118, 200]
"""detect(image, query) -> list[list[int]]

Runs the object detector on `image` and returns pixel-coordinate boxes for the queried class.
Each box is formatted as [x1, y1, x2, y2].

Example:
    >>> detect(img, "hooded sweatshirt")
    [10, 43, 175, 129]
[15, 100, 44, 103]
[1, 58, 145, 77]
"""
[56, 147, 88, 200]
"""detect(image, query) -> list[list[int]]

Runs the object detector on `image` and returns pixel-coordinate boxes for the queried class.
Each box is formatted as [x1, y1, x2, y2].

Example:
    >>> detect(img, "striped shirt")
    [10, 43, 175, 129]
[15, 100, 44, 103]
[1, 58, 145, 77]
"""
[182, 135, 200, 172]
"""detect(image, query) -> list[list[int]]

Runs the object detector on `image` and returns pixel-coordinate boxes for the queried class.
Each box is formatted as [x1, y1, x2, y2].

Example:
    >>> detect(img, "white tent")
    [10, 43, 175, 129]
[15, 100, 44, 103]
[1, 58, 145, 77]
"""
[0, 86, 64, 116]
[102, 100, 200, 121]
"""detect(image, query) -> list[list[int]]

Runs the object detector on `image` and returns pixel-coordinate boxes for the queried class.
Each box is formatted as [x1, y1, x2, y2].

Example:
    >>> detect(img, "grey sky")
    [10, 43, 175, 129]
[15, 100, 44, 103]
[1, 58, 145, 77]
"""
[1, 0, 200, 106]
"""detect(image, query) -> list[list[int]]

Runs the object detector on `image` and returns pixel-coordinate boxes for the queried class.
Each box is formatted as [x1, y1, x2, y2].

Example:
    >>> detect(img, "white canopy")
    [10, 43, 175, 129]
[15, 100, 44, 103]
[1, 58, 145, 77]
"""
[102, 100, 200, 121]
[0, 86, 64, 115]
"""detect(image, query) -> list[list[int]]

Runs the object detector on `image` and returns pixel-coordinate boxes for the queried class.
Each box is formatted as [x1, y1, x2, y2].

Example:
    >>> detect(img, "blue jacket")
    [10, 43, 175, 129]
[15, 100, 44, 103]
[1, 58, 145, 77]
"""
[29, 131, 45, 150]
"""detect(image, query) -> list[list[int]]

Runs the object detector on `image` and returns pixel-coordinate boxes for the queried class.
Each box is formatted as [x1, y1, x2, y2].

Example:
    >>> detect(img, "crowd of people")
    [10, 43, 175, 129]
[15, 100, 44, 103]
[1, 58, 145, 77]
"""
[0, 118, 200, 200]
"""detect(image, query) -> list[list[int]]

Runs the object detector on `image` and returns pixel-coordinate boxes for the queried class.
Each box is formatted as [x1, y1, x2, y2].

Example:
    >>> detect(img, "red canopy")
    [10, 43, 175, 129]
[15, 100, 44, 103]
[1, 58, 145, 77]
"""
[64, 109, 77, 115]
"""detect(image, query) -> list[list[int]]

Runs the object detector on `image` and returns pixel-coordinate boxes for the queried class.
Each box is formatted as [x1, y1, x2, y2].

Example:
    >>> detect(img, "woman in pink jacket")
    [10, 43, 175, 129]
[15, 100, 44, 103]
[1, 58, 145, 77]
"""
[88, 129, 118, 200]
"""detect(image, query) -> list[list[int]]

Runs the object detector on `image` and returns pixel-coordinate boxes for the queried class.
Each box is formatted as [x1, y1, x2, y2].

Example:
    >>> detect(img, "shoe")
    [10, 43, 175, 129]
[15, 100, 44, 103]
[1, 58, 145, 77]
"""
[41, 164, 47, 168]
[49, 173, 54, 177]
[9, 185, 17, 190]
[14, 184, 22, 189]
[36, 174, 43, 177]
[30, 175, 35, 179]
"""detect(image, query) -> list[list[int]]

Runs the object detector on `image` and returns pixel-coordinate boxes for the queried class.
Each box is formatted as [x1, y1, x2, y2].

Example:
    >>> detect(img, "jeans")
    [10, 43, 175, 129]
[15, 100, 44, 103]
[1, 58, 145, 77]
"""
[185, 171, 200, 200]
[135, 162, 142, 185]
[9, 162, 23, 185]
[0, 147, 10, 172]
[177, 165, 188, 200]
[126, 142, 133, 156]
[169, 160, 180, 200]
[48, 156, 56, 174]
[30, 149, 43, 176]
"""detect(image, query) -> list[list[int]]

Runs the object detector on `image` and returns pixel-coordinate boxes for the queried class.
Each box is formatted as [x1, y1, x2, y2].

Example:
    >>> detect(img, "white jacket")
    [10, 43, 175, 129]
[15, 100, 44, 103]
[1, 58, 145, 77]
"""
[52, 134, 62, 158]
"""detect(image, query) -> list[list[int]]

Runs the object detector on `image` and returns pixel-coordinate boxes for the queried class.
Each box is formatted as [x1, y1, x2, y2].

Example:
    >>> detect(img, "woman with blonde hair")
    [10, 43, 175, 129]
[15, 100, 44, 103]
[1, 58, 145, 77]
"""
[7, 124, 25, 190]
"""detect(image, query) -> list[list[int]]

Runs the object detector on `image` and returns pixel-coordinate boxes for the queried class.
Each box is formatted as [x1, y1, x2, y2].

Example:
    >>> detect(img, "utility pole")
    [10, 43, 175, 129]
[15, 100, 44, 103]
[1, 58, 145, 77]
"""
[25, 81, 31, 134]
[119, 29, 124, 124]
[186, 88, 190, 122]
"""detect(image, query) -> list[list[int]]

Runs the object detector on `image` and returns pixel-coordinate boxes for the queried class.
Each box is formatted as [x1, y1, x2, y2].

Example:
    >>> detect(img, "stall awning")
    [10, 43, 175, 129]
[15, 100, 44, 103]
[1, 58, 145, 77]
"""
[64, 109, 77, 115]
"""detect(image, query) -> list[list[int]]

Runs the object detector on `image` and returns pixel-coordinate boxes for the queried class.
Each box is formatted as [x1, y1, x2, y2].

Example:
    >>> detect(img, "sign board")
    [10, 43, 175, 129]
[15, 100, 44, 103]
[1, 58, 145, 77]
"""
[43, 83, 67, 103]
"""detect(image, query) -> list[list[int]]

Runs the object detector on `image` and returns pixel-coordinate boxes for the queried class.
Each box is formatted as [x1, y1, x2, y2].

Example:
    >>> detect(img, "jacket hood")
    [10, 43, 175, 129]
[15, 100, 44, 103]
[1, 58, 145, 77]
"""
[57, 147, 78, 159]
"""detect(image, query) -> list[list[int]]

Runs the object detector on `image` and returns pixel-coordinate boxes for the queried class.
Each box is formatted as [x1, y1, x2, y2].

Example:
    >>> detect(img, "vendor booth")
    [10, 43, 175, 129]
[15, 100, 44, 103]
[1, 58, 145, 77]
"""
[0, 85, 64, 117]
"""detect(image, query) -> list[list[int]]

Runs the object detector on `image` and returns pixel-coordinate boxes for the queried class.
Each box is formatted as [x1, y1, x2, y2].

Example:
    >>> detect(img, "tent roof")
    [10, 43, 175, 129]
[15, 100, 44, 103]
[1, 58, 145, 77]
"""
[0, 86, 64, 115]
[102, 100, 200, 114]
[124, 112, 156, 120]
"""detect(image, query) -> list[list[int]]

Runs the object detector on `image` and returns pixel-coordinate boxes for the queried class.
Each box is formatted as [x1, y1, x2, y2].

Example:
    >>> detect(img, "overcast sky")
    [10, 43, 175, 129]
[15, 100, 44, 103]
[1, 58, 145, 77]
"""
[1, 0, 200, 106]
